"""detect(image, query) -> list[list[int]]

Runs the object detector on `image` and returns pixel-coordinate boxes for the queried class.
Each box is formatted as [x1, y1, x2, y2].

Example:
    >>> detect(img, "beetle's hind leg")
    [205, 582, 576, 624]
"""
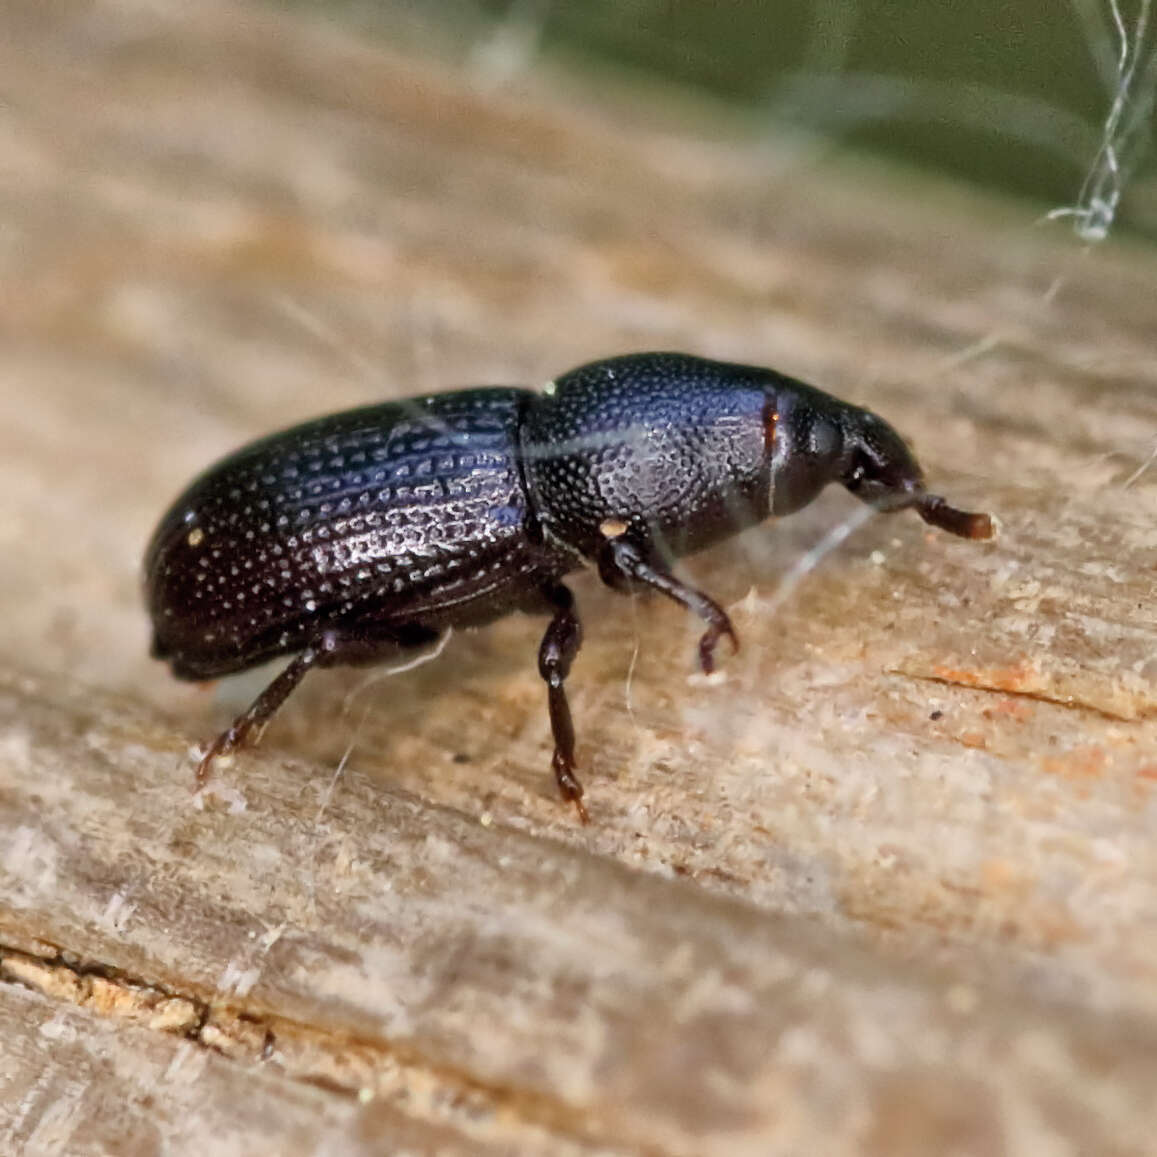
[597, 536, 738, 675]
[537, 583, 589, 823]
[195, 644, 322, 789]
[194, 622, 444, 790]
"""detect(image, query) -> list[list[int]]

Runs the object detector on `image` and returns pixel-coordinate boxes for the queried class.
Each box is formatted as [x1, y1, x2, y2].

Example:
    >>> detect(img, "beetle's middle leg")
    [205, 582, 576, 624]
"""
[537, 582, 588, 823]
[597, 536, 738, 675]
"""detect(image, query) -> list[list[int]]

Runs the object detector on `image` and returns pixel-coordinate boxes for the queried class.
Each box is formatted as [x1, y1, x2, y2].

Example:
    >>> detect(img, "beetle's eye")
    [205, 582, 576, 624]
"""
[846, 453, 869, 490]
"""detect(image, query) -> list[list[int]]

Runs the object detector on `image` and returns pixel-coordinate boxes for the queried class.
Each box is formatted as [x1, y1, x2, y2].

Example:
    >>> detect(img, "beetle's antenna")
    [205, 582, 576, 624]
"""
[916, 494, 995, 540]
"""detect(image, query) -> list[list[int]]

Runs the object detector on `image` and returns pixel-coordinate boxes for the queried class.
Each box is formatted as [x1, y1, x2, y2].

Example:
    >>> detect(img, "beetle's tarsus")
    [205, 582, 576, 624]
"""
[554, 755, 590, 823]
[195, 731, 231, 789]
[697, 613, 740, 676]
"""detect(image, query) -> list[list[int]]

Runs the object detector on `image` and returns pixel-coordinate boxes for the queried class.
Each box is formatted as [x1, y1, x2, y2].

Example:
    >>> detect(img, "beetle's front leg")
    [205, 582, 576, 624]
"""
[537, 582, 589, 823]
[596, 536, 739, 675]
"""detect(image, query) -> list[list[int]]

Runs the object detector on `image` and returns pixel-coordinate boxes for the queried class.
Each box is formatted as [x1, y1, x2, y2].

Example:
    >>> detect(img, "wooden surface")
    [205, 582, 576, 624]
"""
[1, 1, 1156, 1153]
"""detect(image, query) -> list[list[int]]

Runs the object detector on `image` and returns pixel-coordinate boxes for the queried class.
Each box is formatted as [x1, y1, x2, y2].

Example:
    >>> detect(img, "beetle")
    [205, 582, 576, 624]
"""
[145, 351, 993, 821]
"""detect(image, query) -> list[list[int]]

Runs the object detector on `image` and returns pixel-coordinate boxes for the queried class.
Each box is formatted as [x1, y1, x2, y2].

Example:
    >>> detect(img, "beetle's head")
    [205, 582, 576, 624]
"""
[771, 390, 994, 540]
[841, 410, 925, 511]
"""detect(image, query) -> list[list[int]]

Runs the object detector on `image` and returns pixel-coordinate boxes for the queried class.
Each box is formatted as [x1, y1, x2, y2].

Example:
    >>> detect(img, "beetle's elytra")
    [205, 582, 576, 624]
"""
[145, 352, 993, 821]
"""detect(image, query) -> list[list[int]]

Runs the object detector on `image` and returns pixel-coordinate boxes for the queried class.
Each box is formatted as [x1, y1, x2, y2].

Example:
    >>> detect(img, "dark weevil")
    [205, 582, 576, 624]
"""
[145, 351, 994, 821]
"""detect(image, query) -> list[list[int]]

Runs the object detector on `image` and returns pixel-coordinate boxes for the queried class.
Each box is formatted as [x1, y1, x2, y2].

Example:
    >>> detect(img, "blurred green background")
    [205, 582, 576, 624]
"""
[295, 0, 1157, 241]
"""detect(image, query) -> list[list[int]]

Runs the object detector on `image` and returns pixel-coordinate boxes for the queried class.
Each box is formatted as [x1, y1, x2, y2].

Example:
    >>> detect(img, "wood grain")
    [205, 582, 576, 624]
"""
[0, 0, 1155, 1152]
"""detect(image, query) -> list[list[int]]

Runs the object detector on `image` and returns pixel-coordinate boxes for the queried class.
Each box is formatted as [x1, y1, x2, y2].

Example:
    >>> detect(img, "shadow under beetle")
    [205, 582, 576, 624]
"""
[145, 352, 994, 821]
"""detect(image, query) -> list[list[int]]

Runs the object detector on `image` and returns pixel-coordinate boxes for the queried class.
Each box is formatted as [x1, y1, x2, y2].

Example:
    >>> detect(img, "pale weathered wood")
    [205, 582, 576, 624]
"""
[0, 984, 371, 1157]
[0, 0, 1155, 1153]
[3, 667, 1157, 1157]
